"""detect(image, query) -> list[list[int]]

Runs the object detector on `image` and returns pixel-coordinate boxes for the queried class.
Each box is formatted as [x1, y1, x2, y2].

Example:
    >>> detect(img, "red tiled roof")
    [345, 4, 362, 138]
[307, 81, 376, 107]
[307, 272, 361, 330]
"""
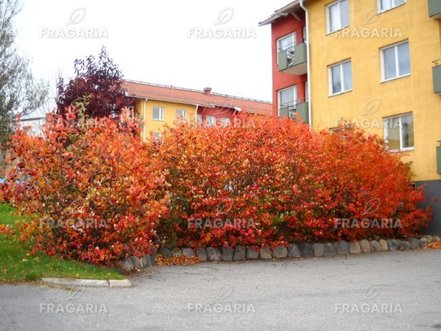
[123, 80, 272, 116]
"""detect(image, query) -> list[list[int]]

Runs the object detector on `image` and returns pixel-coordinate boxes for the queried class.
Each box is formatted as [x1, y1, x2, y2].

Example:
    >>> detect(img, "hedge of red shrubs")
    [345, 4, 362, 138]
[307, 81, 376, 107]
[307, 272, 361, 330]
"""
[153, 116, 431, 249]
[2, 112, 431, 265]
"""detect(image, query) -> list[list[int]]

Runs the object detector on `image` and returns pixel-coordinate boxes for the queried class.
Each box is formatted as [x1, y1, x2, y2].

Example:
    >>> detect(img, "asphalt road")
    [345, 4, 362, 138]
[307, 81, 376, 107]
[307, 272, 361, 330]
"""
[1, 250, 441, 331]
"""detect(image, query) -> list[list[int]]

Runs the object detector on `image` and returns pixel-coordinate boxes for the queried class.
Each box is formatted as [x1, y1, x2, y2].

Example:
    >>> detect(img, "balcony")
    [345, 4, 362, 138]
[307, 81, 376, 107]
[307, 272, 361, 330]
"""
[279, 103, 297, 119]
[433, 63, 441, 94]
[277, 43, 307, 75]
[279, 101, 309, 124]
[296, 102, 309, 124]
[429, 0, 441, 19]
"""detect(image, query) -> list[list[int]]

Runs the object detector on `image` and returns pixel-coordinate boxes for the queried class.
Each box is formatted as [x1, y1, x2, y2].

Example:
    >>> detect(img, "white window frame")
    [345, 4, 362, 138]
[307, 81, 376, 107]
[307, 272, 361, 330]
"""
[380, 40, 411, 82]
[377, 0, 406, 13]
[277, 32, 296, 65]
[326, 0, 349, 34]
[383, 113, 414, 152]
[277, 85, 298, 117]
[152, 107, 164, 121]
[206, 115, 216, 127]
[328, 60, 352, 96]
[176, 109, 187, 121]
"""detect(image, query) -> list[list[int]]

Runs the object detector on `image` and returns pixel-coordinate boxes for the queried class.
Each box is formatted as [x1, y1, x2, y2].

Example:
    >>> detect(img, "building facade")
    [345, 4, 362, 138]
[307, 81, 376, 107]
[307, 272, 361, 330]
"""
[261, 0, 441, 234]
[260, 2, 309, 122]
[123, 80, 272, 141]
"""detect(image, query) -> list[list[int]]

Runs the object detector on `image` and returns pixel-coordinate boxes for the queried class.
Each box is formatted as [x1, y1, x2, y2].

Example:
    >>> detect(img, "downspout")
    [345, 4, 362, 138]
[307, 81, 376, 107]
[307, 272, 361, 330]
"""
[299, 0, 312, 129]
[195, 104, 199, 123]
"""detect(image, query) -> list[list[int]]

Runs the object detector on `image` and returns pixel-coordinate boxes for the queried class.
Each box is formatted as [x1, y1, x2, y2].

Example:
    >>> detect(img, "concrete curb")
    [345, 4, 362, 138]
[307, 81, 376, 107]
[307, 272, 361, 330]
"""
[41, 277, 132, 288]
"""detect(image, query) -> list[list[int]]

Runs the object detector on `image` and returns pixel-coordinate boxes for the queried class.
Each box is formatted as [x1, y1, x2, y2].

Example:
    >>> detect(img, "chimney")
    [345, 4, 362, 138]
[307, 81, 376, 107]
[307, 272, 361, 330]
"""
[203, 87, 212, 95]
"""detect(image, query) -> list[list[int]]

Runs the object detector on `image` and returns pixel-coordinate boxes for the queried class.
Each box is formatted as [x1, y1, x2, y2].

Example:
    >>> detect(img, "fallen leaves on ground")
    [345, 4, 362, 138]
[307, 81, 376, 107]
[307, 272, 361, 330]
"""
[155, 254, 200, 266]
[427, 242, 441, 249]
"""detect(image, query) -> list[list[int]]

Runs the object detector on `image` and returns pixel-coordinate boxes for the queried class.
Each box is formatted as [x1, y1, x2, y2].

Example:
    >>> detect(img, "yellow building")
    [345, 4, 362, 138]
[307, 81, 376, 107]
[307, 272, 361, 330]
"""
[136, 99, 197, 141]
[124, 80, 272, 141]
[261, 0, 441, 233]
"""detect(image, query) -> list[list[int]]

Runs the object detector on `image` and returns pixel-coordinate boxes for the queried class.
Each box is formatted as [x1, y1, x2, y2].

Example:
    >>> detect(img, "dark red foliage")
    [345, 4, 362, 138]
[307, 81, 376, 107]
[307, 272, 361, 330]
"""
[56, 47, 133, 119]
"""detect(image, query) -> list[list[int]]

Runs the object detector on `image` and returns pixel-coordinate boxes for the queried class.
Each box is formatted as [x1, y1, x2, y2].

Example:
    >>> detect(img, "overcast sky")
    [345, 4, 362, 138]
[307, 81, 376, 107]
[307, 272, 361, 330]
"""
[14, 0, 290, 112]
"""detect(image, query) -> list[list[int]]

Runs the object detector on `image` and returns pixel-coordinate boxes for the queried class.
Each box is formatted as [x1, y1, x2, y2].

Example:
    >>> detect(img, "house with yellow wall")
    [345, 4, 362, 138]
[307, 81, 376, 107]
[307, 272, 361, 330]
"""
[124, 80, 272, 141]
[261, 0, 441, 234]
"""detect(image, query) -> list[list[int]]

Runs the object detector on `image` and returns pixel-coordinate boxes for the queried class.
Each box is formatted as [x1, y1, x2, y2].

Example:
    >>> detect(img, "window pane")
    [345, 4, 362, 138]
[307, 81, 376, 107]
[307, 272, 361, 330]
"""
[152, 132, 162, 141]
[343, 61, 352, 91]
[380, 0, 393, 11]
[176, 109, 187, 120]
[329, 3, 340, 32]
[401, 114, 414, 148]
[340, 0, 349, 28]
[206, 115, 216, 127]
[220, 118, 230, 127]
[397, 42, 410, 76]
[280, 87, 295, 107]
[278, 34, 295, 51]
[331, 65, 342, 94]
[385, 117, 400, 150]
[153, 107, 163, 120]
[383, 47, 397, 80]
[196, 114, 203, 124]
[394, 0, 405, 6]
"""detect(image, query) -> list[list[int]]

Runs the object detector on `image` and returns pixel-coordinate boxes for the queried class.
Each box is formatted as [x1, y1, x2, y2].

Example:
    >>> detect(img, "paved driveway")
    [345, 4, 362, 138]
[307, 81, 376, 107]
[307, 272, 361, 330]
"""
[1, 250, 441, 331]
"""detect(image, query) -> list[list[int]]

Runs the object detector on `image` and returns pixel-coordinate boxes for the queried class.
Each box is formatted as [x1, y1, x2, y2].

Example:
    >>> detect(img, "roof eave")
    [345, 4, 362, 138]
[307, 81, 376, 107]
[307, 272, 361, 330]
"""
[258, 0, 302, 26]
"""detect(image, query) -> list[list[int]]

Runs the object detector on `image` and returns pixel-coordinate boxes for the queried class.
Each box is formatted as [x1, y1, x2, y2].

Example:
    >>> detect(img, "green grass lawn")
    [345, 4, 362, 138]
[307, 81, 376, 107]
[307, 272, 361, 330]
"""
[0, 204, 123, 283]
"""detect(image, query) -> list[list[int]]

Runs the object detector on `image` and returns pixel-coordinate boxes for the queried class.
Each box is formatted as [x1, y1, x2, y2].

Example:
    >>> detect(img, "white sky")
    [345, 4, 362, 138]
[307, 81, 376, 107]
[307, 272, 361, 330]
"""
[14, 0, 290, 112]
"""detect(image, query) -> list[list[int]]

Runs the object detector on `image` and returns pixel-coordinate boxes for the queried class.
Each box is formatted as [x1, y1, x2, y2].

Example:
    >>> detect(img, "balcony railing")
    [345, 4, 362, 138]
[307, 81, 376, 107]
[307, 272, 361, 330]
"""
[279, 100, 309, 124]
[433, 61, 441, 94]
[277, 43, 307, 75]
[429, 0, 441, 19]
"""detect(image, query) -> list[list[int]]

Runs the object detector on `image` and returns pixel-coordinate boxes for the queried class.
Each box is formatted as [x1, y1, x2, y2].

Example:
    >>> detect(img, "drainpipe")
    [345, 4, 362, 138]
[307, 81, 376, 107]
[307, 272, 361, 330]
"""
[300, 0, 312, 129]
[195, 104, 199, 123]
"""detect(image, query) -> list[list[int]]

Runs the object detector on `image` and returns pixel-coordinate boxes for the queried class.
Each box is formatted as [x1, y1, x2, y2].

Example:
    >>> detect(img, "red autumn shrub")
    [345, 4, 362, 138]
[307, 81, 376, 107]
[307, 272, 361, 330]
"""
[153, 116, 430, 249]
[3, 108, 168, 264]
[318, 125, 431, 241]
[151, 116, 316, 248]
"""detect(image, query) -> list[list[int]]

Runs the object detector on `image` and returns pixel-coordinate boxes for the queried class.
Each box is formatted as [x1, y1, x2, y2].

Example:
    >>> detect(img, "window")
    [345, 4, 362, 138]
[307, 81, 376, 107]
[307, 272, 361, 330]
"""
[176, 109, 187, 121]
[220, 118, 230, 127]
[153, 107, 164, 121]
[206, 115, 216, 127]
[327, 0, 349, 33]
[278, 85, 297, 116]
[329, 60, 352, 95]
[383, 113, 414, 151]
[152, 131, 163, 142]
[378, 0, 405, 12]
[381, 41, 410, 81]
[196, 114, 203, 124]
[277, 33, 296, 64]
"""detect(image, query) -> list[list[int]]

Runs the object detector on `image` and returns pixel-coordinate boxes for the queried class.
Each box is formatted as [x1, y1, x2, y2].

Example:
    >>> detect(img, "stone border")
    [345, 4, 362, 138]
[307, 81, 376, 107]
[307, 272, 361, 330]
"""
[41, 278, 132, 287]
[116, 235, 440, 271]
